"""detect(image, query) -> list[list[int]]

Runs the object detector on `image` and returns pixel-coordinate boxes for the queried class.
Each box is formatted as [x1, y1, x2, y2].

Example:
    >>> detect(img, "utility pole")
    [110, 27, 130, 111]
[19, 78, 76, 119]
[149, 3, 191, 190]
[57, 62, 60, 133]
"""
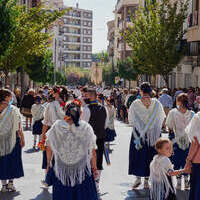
[54, 38, 57, 85]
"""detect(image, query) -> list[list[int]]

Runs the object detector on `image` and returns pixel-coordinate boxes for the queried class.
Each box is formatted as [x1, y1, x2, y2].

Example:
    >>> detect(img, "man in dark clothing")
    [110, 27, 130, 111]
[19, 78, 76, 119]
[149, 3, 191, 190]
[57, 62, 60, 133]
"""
[83, 88, 108, 199]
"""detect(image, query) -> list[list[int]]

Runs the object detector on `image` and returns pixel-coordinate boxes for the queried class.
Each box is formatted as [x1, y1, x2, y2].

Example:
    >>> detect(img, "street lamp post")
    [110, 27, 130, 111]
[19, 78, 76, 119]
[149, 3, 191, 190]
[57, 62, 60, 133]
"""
[54, 38, 57, 85]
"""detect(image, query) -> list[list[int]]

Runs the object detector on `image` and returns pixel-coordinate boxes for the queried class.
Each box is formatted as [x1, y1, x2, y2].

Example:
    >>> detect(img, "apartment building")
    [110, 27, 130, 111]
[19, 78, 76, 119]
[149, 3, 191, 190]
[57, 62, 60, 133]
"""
[115, 0, 139, 60]
[107, 20, 115, 63]
[61, 4, 93, 68]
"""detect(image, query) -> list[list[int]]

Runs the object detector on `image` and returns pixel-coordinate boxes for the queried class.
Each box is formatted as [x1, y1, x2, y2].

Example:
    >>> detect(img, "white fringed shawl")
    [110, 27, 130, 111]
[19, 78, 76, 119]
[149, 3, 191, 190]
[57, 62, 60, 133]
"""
[150, 155, 175, 200]
[185, 112, 200, 144]
[31, 104, 45, 124]
[0, 105, 21, 156]
[129, 98, 166, 147]
[47, 120, 96, 187]
[166, 109, 194, 150]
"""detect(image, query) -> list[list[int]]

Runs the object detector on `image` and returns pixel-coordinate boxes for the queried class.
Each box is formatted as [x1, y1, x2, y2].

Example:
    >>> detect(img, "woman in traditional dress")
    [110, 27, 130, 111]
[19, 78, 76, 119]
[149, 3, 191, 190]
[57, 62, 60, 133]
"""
[166, 93, 194, 190]
[184, 112, 200, 200]
[40, 87, 66, 187]
[31, 96, 45, 150]
[104, 97, 116, 150]
[128, 82, 166, 189]
[21, 89, 35, 130]
[0, 89, 25, 192]
[46, 101, 98, 200]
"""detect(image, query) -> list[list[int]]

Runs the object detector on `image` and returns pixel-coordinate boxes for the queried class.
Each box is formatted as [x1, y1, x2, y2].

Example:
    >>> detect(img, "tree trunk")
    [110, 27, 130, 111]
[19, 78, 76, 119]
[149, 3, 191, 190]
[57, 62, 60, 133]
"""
[20, 67, 26, 99]
[4, 71, 9, 86]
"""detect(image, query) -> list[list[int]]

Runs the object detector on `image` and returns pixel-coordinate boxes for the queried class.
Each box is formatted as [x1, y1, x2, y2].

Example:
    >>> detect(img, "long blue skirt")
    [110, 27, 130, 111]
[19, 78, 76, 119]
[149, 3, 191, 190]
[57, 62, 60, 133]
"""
[129, 133, 157, 177]
[170, 143, 189, 170]
[0, 137, 24, 180]
[189, 163, 200, 200]
[48, 167, 98, 200]
[105, 128, 116, 142]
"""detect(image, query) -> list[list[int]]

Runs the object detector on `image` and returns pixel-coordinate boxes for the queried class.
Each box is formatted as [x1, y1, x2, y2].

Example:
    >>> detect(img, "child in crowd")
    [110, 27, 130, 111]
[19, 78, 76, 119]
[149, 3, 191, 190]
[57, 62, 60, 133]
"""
[150, 138, 186, 200]
[31, 96, 45, 149]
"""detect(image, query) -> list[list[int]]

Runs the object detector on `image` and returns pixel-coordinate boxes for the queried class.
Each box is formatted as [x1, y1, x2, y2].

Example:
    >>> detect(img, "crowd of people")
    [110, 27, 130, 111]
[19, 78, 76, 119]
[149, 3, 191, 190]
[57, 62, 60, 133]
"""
[0, 83, 200, 200]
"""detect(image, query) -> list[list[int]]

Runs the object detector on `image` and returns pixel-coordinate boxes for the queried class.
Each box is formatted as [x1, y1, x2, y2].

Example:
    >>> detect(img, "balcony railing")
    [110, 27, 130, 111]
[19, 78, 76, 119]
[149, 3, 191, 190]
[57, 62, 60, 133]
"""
[188, 11, 199, 27]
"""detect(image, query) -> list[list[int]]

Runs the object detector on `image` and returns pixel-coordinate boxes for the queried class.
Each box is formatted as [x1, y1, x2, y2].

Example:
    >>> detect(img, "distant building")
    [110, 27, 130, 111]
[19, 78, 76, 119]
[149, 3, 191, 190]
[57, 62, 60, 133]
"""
[61, 4, 93, 68]
[107, 20, 115, 64]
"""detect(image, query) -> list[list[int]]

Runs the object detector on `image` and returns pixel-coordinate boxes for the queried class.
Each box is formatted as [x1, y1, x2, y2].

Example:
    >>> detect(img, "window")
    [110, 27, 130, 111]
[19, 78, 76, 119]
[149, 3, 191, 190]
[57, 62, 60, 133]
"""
[64, 18, 67, 24]
[88, 22, 92, 26]
[88, 38, 92, 43]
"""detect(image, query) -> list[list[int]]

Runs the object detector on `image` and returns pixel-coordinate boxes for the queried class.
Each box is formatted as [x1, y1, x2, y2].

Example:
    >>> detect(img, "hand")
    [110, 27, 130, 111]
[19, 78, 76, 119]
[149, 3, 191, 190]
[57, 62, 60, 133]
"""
[20, 138, 25, 148]
[92, 168, 98, 180]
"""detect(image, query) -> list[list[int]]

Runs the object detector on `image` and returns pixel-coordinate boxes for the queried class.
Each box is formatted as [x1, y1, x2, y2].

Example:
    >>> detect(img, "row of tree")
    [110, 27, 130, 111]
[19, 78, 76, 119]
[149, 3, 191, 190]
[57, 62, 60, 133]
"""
[108, 0, 189, 87]
[0, 0, 66, 89]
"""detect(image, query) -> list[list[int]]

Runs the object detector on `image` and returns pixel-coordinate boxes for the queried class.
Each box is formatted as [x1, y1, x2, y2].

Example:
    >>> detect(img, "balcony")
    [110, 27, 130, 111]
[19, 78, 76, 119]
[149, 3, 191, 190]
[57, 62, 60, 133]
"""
[188, 11, 199, 28]
[116, 0, 139, 13]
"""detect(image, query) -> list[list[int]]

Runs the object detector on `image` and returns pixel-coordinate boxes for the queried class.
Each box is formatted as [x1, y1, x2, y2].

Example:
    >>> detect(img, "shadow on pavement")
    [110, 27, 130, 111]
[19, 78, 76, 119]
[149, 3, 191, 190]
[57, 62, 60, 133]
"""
[124, 189, 190, 200]
[0, 191, 20, 200]
[24, 148, 40, 154]
[30, 189, 52, 200]
[125, 189, 149, 200]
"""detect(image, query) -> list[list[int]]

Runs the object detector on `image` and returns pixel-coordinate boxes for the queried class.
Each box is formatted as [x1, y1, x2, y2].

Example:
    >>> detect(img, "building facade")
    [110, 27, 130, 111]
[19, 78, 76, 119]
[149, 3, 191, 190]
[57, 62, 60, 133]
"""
[107, 20, 115, 64]
[61, 5, 93, 68]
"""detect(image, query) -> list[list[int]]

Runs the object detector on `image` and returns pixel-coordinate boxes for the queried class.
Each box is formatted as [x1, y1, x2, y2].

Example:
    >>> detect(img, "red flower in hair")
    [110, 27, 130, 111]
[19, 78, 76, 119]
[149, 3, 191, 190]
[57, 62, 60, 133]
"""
[72, 99, 82, 107]
[56, 88, 61, 94]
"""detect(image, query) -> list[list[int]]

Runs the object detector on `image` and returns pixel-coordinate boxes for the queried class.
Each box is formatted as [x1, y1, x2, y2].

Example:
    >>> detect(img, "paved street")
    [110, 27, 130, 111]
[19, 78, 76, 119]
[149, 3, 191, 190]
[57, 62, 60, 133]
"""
[0, 121, 189, 200]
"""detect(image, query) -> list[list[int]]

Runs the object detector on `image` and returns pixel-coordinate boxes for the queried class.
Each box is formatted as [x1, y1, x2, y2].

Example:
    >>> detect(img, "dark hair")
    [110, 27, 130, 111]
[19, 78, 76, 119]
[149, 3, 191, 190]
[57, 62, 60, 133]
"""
[88, 88, 97, 97]
[82, 87, 88, 93]
[0, 89, 12, 103]
[140, 82, 152, 95]
[60, 88, 69, 102]
[176, 93, 189, 109]
[155, 138, 171, 151]
[35, 95, 41, 103]
[53, 86, 60, 94]
[65, 102, 81, 127]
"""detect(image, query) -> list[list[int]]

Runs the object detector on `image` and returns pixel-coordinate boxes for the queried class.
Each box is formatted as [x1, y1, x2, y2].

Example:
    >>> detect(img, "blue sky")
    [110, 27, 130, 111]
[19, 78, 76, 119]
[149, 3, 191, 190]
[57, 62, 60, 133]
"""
[63, 0, 116, 53]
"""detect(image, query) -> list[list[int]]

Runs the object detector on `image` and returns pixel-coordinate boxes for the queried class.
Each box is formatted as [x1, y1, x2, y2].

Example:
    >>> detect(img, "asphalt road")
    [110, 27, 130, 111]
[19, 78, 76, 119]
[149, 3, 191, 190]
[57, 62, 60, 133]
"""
[0, 121, 189, 200]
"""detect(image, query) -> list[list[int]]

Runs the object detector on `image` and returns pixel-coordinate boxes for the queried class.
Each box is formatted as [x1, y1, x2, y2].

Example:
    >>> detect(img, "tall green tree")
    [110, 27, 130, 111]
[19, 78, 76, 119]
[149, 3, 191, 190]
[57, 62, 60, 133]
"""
[102, 64, 118, 86]
[0, 1, 65, 83]
[117, 57, 140, 81]
[123, 0, 188, 86]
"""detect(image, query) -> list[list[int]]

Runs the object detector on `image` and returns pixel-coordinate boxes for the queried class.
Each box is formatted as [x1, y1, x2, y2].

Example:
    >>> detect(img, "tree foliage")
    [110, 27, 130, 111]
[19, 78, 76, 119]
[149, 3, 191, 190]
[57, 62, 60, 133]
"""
[123, 0, 189, 86]
[102, 64, 118, 86]
[92, 51, 109, 63]
[65, 66, 91, 86]
[117, 57, 140, 81]
[25, 51, 67, 85]
[0, 0, 65, 79]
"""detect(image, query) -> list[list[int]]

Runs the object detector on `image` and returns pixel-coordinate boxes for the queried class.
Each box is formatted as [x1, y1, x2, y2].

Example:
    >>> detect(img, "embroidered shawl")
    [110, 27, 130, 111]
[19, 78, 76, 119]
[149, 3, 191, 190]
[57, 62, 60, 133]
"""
[47, 120, 96, 187]
[0, 105, 21, 156]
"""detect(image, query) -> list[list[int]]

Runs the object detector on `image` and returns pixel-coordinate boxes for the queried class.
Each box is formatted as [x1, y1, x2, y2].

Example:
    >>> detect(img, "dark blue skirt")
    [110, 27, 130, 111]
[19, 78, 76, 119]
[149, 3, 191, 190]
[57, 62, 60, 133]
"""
[42, 150, 47, 169]
[169, 133, 189, 170]
[32, 120, 43, 135]
[170, 143, 189, 170]
[129, 133, 157, 177]
[48, 166, 98, 200]
[189, 163, 200, 200]
[105, 128, 116, 142]
[0, 137, 24, 180]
